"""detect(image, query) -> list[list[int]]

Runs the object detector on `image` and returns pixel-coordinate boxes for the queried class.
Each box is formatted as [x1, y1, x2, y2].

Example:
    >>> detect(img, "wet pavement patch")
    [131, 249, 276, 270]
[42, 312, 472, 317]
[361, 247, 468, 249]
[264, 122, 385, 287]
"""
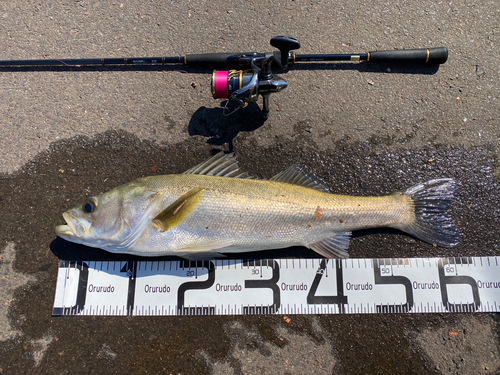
[0, 130, 498, 373]
[0, 243, 37, 342]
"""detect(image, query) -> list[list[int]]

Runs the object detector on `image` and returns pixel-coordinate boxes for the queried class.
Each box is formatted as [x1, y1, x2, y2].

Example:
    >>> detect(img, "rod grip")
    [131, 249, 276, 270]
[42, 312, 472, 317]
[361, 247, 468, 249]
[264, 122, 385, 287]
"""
[367, 47, 448, 64]
[185, 53, 248, 68]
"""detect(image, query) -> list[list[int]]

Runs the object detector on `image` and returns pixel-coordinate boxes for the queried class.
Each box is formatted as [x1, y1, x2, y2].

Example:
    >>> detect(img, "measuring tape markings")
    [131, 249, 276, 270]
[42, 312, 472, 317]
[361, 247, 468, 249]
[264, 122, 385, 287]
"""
[52, 257, 500, 316]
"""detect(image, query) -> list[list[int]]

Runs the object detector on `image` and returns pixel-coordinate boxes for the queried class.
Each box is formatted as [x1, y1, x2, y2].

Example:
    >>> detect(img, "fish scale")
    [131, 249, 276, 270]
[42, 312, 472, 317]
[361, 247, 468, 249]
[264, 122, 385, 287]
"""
[142, 175, 400, 252]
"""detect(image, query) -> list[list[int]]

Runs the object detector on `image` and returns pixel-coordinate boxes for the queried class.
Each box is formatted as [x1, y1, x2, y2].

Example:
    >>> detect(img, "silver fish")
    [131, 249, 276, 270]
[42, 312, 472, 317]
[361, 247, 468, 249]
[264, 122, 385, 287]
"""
[55, 152, 459, 258]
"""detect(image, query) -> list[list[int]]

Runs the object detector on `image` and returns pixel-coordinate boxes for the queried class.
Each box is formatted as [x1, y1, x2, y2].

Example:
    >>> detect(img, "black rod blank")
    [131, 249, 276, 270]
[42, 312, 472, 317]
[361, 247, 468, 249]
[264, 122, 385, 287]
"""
[0, 56, 183, 67]
[0, 47, 447, 67]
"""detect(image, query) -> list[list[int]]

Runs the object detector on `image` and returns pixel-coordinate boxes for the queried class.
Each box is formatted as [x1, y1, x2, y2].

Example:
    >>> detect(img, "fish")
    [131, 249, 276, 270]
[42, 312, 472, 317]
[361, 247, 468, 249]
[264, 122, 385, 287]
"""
[55, 152, 459, 259]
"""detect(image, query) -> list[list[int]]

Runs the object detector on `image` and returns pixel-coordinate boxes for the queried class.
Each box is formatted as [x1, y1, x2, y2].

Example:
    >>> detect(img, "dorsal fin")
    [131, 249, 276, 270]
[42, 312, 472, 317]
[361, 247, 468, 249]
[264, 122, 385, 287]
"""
[270, 165, 329, 193]
[183, 152, 257, 179]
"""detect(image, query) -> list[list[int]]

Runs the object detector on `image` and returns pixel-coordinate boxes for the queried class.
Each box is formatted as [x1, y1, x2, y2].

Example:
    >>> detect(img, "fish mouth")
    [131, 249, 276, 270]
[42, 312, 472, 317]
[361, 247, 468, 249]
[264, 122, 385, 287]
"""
[55, 212, 89, 238]
[55, 224, 74, 236]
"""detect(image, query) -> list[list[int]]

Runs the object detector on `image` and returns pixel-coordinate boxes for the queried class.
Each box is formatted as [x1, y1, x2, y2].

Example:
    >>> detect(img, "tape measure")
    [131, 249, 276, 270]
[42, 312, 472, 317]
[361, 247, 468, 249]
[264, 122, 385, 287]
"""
[52, 257, 500, 316]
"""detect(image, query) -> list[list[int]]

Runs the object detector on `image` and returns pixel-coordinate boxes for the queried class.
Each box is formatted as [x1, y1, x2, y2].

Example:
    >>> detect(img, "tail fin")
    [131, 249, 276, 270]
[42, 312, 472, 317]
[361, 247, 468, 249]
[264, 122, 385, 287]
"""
[399, 178, 459, 247]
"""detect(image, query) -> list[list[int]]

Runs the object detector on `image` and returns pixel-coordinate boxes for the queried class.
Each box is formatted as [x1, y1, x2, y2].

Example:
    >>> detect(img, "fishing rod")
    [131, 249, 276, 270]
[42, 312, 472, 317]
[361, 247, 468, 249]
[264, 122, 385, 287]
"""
[0, 35, 448, 117]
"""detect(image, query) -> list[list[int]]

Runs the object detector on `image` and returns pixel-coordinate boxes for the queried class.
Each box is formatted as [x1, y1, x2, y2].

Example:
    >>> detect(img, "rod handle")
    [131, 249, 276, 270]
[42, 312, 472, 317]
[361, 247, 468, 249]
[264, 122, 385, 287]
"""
[185, 52, 253, 68]
[367, 47, 448, 64]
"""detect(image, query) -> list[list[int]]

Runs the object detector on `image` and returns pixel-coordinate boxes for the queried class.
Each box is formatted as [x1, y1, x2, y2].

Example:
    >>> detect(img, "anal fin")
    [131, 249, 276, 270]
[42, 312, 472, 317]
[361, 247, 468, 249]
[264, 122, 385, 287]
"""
[308, 232, 352, 258]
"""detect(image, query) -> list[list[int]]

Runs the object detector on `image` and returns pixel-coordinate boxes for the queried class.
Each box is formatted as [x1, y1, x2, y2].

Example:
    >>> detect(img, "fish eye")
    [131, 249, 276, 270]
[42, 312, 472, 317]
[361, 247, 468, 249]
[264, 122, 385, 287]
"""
[82, 197, 98, 213]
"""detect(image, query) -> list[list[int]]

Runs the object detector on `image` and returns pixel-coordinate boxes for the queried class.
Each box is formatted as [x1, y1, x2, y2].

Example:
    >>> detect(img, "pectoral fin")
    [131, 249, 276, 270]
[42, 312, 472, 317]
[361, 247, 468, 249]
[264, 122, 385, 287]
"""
[152, 187, 204, 232]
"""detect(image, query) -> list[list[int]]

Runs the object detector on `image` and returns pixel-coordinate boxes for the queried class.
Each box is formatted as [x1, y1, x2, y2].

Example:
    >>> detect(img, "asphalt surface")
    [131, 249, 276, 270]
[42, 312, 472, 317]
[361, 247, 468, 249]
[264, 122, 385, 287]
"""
[0, 1, 499, 374]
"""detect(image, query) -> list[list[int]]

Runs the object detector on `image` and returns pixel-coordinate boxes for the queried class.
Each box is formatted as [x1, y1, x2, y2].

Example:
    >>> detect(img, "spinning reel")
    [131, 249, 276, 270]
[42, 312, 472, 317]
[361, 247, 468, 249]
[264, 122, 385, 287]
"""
[210, 36, 300, 117]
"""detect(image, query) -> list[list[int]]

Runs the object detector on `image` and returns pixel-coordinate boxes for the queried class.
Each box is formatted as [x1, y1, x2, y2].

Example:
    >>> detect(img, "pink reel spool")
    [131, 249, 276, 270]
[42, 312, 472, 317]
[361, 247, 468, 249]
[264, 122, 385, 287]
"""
[211, 70, 229, 99]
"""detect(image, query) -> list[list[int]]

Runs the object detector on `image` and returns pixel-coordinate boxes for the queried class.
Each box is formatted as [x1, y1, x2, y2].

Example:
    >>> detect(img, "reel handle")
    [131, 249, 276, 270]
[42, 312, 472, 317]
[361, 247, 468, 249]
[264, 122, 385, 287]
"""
[270, 35, 301, 68]
[368, 47, 448, 64]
